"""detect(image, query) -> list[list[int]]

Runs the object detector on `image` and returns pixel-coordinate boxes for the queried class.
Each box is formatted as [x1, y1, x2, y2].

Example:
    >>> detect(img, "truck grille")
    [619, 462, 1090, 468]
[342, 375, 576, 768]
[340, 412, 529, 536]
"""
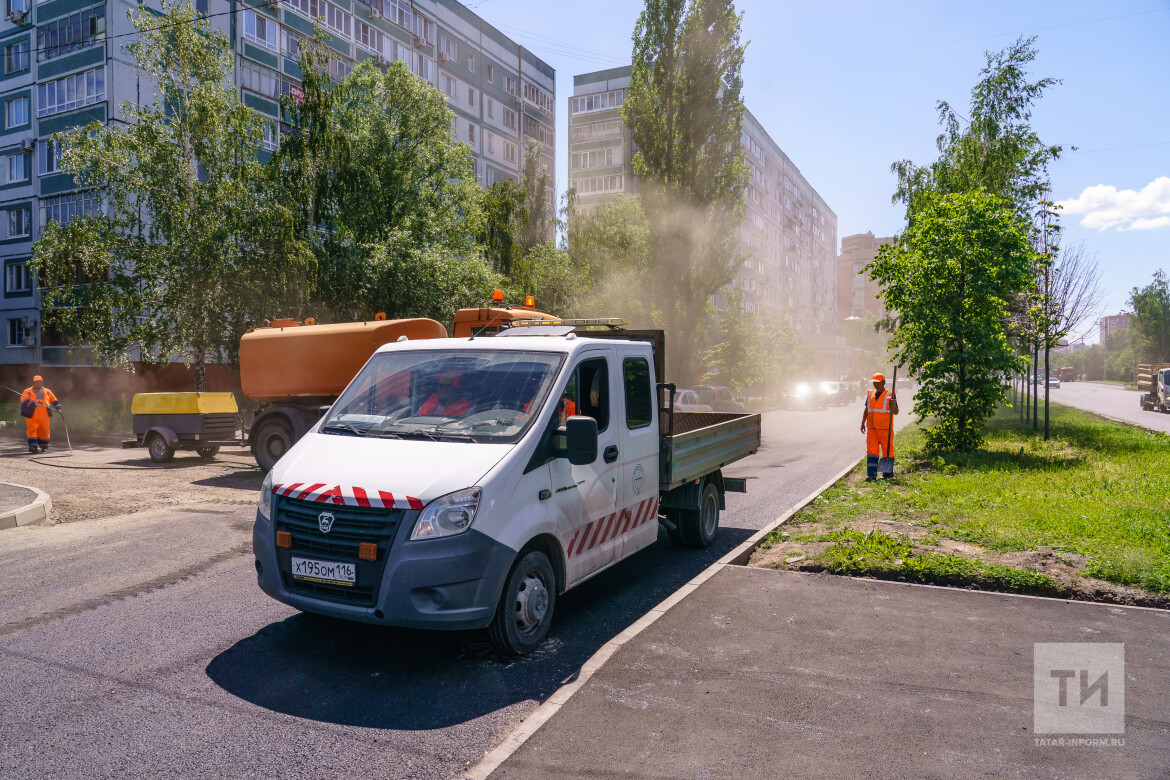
[275, 496, 405, 607]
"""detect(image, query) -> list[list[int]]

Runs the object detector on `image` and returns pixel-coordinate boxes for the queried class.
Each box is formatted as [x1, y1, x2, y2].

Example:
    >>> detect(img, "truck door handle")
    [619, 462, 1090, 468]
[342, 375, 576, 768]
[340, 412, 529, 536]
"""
[603, 445, 619, 463]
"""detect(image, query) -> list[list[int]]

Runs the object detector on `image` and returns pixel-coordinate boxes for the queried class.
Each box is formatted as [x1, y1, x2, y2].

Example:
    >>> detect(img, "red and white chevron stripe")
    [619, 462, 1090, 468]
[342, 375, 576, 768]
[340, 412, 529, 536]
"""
[272, 483, 424, 510]
[566, 495, 659, 559]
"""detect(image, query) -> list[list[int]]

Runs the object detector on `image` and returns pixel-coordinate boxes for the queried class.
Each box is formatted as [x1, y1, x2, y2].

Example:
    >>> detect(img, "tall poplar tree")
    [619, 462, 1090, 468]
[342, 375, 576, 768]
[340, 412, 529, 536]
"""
[32, 2, 312, 390]
[622, 0, 749, 383]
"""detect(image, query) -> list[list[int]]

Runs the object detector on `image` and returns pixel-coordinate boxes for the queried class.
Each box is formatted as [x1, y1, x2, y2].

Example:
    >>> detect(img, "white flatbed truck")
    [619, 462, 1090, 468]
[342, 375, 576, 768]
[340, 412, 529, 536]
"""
[252, 325, 760, 654]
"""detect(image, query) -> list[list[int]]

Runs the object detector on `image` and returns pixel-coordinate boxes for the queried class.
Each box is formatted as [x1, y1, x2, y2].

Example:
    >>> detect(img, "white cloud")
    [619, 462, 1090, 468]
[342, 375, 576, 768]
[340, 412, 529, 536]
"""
[1058, 176, 1170, 231]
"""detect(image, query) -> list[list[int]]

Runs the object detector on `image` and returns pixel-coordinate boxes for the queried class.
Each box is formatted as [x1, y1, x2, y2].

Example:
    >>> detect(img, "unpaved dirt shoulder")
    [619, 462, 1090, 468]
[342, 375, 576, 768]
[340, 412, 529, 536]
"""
[0, 436, 262, 524]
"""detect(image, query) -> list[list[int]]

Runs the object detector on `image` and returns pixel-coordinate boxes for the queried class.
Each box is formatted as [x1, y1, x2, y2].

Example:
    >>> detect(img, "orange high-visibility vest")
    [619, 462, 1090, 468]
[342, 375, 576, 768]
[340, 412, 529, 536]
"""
[866, 390, 893, 431]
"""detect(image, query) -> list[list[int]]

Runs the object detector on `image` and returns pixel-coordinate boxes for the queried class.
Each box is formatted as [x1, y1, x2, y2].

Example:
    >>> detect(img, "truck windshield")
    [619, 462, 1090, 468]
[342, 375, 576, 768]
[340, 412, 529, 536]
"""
[323, 350, 565, 443]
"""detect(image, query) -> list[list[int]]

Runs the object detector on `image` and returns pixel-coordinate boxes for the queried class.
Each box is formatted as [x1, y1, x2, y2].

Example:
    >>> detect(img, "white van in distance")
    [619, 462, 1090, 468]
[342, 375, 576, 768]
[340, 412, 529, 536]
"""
[253, 326, 760, 654]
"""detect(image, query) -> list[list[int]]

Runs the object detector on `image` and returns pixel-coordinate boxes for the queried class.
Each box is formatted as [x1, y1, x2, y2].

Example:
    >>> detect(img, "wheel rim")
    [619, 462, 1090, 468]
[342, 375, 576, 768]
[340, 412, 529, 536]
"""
[149, 437, 166, 459]
[514, 571, 549, 635]
[264, 432, 287, 460]
[701, 491, 719, 539]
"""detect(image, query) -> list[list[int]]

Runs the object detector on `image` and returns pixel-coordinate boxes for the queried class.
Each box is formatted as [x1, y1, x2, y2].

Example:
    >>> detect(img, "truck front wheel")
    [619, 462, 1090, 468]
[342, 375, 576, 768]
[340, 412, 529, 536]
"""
[672, 482, 720, 549]
[254, 420, 293, 472]
[488, 550, 556, 656]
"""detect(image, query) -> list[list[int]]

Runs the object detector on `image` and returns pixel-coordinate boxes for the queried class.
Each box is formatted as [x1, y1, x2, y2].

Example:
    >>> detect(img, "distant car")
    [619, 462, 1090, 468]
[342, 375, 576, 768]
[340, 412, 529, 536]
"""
[819, 381, 855, 406]
[782, 381, 825, 411]
[693, 385, 747, 413]
[674, 389, 714, 413]
[1047, 376, 1061, 389]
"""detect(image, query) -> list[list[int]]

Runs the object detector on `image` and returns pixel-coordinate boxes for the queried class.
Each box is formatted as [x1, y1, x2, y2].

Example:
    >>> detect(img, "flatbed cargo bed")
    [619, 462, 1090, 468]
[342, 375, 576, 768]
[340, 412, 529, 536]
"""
[660, 411, 761, 491]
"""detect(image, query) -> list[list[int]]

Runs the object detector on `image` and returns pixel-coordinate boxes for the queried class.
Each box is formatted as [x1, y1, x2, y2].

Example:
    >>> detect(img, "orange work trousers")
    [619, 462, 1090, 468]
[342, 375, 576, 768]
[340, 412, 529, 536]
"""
[866, 426, 893, 458]
[26, 406, 50, 448]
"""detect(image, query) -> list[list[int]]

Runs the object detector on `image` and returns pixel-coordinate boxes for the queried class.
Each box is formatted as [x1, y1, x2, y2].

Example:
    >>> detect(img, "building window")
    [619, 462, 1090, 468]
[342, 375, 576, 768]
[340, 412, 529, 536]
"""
[40, 190, 101, 226]
[328, 56, 353, 81]
[570, 120, 622, 143]
[439, 73, 456, 98]
[10, 0, 29, 13]
[373, 0, 411, 31]
[486, 63, 494, 83]
[5, 40, 28, 73]
[571, 89, 624, 115]
[502, 108, 516, 130]
[7, 206, 30, 238]
[485, 97, 494, 119]
[411, 52, 434, 83]
[6, 152, 27, 183]
[262, 120, 279, 151]
[467, 87, 475, 108]
[522, 81, 553, 116]
[467, 52, 475, 72]
[411, 12, 433, 45]
[438, 34, 456, 62]
[243, 10, 277, 50]
[37, 67, 104, 117]
[356, 20, 382, 54]
[195, 0, 208, 14]
[467, 122, 475, 145]
[571, 174, 624, 195]
[6, 95, 29, 128]
[37, 6, 105, 62]
[485, 131, 494, 155]
[504, 75, 516, 95]
[571, 147, 620, 170]
[7, 317, 32, 347]
[240, 61, 279, 98]
[503, 140, 516, 163]
[5, 260, 30, 294]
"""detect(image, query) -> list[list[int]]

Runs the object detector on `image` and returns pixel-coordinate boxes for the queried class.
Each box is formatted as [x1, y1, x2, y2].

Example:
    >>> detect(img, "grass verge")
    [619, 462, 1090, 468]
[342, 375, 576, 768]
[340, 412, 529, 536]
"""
[751, 404, 1170, 608]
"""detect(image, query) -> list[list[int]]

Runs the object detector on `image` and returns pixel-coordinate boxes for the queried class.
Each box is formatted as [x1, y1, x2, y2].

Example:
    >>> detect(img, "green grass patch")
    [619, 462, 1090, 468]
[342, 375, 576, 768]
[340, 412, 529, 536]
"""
[761, 403, 1170, 596]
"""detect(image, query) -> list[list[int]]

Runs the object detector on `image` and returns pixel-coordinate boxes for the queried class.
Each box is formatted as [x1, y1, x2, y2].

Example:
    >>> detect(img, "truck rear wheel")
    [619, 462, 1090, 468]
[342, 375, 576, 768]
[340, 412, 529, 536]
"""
[146, 432, 175, 463]
[254, 420, 293, 473]
[674, 482, 720, 549]
[488, 550, 556, 656]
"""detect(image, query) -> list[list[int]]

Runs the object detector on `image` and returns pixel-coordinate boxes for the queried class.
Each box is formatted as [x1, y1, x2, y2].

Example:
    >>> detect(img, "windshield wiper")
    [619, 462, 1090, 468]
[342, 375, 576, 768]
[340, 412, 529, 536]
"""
[322, 423, 367, 437]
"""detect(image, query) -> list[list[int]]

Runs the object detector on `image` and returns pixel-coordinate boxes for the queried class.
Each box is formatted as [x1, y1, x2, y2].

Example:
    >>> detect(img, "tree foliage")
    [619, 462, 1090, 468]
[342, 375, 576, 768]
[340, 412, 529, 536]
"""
[30, 1, 312, 390]
[870, 191, 1035, 450]
[481, 180, 526, 276]
[520, 139, 554, 253]
[273, 49, 494, 321]
[564, 193, 653, 321]
[1129, 270, 1170, 363]
[622, 0, 749, 383]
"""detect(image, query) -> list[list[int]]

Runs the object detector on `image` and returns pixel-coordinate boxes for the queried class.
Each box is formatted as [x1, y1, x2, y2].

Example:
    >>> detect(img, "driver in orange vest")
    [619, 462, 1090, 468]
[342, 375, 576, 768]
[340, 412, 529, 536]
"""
[860, 372, 898, 481]
[21, 375, 61, 454]
[419, 370, 473, 417]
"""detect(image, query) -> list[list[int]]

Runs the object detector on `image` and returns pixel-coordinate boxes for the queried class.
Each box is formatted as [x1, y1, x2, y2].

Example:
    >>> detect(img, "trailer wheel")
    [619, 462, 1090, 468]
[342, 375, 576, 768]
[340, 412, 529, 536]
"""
[676, 482, 720, 549]
[488, 550, 556, 656]
[254, 420, 293, 473]
[146, 432, 175, 464]
[196, 446, 220, 460]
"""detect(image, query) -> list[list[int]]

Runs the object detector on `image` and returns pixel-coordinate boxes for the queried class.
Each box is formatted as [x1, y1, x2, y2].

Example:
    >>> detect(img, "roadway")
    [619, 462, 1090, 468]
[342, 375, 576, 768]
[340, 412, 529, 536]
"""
[1043, 380, 1170, 433]
[0, 399, 894, 780]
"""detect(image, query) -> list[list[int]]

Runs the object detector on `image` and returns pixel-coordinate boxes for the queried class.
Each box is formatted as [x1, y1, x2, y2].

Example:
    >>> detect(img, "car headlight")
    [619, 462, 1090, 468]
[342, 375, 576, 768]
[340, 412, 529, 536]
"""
[794, 383, 811, 397]
[411, 487, 481, 541]
[258, 472, 275, 524]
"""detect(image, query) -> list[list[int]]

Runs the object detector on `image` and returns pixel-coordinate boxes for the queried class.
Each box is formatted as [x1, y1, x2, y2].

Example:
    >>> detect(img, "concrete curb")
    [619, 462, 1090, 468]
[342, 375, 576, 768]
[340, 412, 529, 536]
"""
[0, 482, 52, 531]
[462, 457, 862, 780]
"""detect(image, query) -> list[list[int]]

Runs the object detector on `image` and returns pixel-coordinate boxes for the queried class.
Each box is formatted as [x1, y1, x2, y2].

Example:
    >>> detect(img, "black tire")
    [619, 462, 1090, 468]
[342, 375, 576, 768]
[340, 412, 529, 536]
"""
[488, 550, 556, 656]
[664, 511, 685, 546]
[146, 432, 175, 463]
[677, 482, 720, 548]
[254, 419, 293, 473]
[196, 446, 220, 459]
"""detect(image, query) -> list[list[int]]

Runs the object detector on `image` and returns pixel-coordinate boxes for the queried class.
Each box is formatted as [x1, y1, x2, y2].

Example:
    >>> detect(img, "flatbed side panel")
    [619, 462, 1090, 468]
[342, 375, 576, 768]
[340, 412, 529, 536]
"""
[660, 413, 761, 491]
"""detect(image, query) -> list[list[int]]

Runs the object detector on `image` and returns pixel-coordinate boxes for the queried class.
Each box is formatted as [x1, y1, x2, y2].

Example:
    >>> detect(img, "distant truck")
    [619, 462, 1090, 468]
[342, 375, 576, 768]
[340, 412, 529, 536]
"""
[241, 294, 561, 470]
[1138, 363, 1170, 412]
[1059, 366, 1075, 383]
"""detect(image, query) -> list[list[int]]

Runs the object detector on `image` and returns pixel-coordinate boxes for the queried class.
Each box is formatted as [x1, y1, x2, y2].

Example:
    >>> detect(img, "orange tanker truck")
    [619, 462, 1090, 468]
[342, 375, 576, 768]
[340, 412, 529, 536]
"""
[241, 292, 560, 470]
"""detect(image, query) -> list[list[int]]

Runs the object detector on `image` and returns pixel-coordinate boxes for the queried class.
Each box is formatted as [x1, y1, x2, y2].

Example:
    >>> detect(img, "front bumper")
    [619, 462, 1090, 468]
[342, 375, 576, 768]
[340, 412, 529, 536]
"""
[253, 509, 515, 630]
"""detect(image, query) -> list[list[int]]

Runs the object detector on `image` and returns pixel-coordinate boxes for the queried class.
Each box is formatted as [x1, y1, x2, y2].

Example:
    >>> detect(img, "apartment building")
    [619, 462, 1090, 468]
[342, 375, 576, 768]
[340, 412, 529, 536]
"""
[1098, 313, 1130, 345]
[569, 66, 838, 339]
[837, 231, 892, 321]
[0, 0, 554, 373]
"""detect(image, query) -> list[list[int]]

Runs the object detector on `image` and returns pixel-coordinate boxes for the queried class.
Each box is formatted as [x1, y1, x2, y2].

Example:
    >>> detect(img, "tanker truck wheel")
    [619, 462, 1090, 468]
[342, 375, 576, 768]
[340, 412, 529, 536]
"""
[254, 420, 293, 473]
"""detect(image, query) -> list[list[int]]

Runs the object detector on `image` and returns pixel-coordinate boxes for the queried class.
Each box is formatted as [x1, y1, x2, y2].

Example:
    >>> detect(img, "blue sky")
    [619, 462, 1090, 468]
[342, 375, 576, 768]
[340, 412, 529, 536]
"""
[473, 0, 1170, 342]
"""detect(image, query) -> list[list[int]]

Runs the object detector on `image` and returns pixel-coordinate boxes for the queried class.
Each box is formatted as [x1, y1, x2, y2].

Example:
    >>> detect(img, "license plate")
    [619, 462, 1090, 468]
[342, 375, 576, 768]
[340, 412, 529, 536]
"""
[291, 557, 356, 586]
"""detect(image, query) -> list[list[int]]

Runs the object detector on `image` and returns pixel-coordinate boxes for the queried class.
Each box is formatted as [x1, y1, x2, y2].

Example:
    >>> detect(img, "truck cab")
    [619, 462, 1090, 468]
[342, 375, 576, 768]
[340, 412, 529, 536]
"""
[252, 330, 758, 654]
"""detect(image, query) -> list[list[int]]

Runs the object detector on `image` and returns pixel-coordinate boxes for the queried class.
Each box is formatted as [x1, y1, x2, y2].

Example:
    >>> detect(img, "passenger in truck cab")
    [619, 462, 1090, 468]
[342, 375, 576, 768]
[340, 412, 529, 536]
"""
[418, 370, 472, 417]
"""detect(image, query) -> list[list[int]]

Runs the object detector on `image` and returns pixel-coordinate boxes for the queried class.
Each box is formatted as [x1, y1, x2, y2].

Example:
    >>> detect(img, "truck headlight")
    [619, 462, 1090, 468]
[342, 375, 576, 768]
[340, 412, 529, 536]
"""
[411, 487, 481, 541]
[258, 472, 275, 524]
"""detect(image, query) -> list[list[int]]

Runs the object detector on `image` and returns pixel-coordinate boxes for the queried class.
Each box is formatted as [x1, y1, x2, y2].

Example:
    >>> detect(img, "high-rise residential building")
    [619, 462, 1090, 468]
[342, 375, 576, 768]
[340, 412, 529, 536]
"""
[0, 0, 553, 375]
[1099, 313, 1130, 345]
[837, 231, 892, 321]
[569, 65, 838, 338]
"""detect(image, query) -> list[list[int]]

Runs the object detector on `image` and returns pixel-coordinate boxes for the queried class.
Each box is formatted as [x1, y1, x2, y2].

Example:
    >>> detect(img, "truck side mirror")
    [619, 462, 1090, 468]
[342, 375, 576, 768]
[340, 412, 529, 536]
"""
[564, 415, 598, 465]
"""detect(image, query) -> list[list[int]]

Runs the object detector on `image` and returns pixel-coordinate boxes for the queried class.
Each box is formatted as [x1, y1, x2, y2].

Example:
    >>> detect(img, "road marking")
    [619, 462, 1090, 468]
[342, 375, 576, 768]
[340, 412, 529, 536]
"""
[462, 457, 862, 780]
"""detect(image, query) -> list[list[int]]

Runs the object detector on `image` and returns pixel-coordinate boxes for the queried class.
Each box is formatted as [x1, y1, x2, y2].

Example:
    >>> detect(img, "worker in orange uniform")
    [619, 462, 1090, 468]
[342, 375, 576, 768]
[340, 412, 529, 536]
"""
[859, 372, 898, 481]
[419, 370, 472, 417]
[20, 375, 61, 454]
